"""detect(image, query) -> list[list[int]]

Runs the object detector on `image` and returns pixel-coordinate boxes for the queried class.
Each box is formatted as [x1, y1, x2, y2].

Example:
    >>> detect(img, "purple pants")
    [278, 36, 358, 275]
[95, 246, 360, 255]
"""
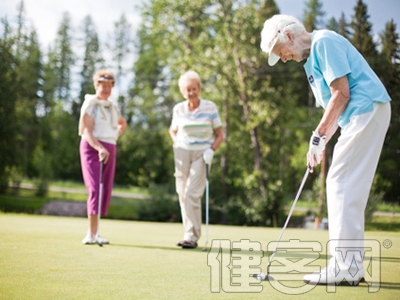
[79, 139, 116, 216]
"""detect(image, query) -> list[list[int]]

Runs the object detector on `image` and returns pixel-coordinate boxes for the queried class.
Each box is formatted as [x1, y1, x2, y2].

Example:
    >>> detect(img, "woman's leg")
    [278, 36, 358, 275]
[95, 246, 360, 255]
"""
[327, 103, 390, 273]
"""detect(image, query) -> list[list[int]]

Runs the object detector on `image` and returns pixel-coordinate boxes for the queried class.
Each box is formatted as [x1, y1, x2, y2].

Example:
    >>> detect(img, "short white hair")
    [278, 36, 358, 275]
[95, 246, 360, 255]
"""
[260, 15, 305, 66]
[178, 70, 202, 90]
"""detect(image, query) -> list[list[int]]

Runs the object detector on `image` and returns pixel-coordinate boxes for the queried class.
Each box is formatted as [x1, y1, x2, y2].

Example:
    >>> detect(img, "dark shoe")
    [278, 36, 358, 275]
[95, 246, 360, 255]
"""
[181, 241, 198, 249]
[176, 240, 185, 246]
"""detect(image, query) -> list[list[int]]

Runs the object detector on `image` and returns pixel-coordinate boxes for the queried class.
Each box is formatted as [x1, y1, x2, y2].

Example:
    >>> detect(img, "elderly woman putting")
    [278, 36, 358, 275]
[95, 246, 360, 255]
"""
[260, 14, 391, 285]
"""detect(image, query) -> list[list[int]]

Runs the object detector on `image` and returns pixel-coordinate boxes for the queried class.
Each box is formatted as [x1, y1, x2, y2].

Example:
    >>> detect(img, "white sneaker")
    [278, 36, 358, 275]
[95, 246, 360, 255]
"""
[82, 234, 95, 245]
[95, 235, 110, 245]
[303, 265, 364, 286]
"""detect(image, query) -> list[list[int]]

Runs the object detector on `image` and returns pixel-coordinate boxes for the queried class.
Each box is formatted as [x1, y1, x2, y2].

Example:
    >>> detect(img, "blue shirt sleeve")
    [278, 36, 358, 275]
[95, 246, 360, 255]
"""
[314, 37, 351, 86]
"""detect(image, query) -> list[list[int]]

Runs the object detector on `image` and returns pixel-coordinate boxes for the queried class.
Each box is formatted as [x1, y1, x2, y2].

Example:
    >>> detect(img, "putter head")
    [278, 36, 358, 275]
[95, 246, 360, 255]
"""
[252, 272, 274, 281]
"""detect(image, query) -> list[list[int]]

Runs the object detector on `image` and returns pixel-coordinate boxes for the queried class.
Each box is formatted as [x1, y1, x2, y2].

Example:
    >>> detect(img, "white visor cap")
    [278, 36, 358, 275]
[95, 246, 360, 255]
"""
[260, 16, 298, 66]
[267, 36, 281, 66]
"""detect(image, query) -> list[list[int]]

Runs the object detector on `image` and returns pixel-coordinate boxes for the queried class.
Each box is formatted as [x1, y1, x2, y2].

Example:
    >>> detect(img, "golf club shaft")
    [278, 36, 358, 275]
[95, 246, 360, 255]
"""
[205, 164, 209, 249]
[96, 161, 104, 239]
[267, 166, 310, 267]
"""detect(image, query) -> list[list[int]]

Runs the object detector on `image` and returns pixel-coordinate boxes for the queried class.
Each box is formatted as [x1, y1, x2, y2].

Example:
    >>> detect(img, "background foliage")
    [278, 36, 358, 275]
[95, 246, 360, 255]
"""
[0, 0, 399, 226]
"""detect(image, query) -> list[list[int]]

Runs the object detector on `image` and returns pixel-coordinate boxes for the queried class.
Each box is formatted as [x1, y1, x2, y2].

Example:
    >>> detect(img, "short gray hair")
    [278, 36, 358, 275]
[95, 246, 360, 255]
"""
[260, 15, 305, 66]
[178, 70, 202, 90]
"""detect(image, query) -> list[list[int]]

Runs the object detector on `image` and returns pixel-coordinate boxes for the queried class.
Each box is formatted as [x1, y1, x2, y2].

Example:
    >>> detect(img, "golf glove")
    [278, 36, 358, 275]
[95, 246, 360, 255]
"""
[307, 131, 326, 167]
[203, 148, 214, 165]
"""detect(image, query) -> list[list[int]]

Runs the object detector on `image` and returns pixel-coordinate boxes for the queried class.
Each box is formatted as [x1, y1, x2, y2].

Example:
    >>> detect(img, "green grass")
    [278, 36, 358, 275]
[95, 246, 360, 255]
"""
[292, 190, 400, 213]
[0, 194, 49, 213]
[0, 213, 399, 299]
[295, 199, 400, 214]
[365, 215, 400, 231]
[21, 179, 150, 196]
[376, 202, 400, 213]
[0, 186, 147, 214]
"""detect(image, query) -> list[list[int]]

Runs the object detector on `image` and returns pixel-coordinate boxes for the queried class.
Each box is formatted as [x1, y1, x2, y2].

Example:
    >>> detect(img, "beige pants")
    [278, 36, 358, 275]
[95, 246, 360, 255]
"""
[173, 148, 208, 243]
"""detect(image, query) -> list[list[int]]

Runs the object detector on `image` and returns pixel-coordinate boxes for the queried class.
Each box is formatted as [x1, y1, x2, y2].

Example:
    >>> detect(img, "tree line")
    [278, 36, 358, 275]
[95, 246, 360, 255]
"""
[0, 0, 399, 226]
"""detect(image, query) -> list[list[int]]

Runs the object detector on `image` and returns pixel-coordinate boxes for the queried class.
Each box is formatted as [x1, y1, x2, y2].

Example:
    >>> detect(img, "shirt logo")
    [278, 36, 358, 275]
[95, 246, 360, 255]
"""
[308, 75, 314, 84]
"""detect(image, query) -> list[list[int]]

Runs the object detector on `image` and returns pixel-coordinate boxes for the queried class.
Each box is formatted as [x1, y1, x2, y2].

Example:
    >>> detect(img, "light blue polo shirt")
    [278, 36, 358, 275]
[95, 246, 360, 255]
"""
[304, 30, 391, 128]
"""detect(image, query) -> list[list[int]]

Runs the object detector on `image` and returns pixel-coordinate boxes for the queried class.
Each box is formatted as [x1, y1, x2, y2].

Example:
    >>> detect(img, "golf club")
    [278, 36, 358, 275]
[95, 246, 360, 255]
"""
[254, 166, 311, 281]
[202, 164, 210, 252]
[95, 161, 104, 247]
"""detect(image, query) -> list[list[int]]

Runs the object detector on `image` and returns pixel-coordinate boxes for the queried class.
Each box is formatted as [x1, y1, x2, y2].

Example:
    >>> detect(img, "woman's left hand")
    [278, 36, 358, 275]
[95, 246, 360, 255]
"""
[98, 148, 110, 164]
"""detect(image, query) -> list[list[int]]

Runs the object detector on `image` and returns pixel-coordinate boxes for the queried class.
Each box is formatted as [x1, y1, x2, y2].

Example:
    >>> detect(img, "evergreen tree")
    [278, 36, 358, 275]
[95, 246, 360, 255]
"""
[108, 13, 134, 117]
[338, 12, 351, 38]
[303, 0, 325, 31]
[0, 18, 18, 191]
[49, 12, 74, 104]
[349, 0, 378, 65]
[378, 20, 400, 204]
[74, 15, 103, 121]
[327, 17, 338, 32]
[109, 14, 132, 86]
[259, 0, 279, 19]
[44, 12, 79, 181]
[13, 1, 44, 181]
[20, 31, 49, 184]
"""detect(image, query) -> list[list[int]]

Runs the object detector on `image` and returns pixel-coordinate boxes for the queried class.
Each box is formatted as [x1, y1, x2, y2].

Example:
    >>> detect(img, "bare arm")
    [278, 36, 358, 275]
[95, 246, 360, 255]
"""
[118, 116, 128, 136]
[315, 76, 350, 142]
[82, 114, 110, 163]
[307, 76, 350, 170]
[169, 126, 177, 143]
[211, 127, 224, 151]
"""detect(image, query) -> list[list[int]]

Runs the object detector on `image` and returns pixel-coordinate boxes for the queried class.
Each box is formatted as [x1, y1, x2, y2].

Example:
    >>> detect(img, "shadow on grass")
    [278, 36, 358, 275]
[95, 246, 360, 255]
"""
[377, 282, 400, 290]
[381, 256, 400, 263]
[108, 243, 208, 253]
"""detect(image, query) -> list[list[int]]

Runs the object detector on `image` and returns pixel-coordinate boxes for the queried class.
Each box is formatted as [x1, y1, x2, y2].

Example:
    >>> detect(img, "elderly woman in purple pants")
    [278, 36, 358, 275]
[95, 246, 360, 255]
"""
[78, 70, 127, 245]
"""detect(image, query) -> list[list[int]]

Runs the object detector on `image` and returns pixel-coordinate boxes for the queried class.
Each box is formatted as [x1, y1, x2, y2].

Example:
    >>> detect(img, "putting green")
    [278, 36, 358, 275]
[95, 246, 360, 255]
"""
[0, 213, 399, 299]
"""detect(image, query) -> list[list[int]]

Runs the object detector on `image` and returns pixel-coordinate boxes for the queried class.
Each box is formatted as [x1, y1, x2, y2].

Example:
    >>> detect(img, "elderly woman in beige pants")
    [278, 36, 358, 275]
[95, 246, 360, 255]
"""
[169, 70, 224, 249]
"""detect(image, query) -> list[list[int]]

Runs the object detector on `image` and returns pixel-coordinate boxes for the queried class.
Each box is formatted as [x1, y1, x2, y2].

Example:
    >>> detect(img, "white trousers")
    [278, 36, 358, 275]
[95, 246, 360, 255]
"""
[173, 148, 208, 243]
[327, 102, 391, 270]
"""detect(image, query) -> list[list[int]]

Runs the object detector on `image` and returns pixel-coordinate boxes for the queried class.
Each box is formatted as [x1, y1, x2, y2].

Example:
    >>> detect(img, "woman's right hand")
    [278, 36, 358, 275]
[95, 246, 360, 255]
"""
[98, 148, 110, 164]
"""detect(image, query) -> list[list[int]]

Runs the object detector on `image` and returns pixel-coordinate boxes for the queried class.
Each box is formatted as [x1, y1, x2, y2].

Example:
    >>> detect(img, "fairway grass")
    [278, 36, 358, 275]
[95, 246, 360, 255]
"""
[0, 213, 399, 300]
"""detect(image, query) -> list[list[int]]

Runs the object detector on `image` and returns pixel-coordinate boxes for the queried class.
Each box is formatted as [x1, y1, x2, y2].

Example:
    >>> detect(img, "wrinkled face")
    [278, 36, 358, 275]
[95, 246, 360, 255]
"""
[271, 39, 304, 64]
[95, 81, 113, 100]
[180, 79, 201, 102]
